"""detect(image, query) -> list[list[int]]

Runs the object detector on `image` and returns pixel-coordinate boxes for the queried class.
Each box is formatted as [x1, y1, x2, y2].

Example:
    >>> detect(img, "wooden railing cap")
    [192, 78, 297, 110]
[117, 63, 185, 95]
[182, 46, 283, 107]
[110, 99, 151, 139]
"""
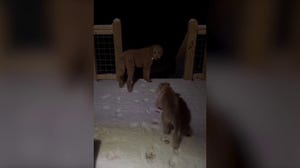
[189, 18, 198, 24]
[113, 18, 121, 23]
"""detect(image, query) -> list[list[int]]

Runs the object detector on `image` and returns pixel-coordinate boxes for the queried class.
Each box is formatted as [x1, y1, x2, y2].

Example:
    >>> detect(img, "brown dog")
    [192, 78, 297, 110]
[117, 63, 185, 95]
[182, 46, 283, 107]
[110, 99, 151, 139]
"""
[117, 45, 163, 92]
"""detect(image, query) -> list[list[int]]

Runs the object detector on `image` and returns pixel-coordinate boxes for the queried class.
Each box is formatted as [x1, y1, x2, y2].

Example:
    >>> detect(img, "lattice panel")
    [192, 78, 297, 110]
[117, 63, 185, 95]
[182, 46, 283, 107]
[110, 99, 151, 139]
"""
[94, 34, 116, 74]
[193, 35, 206, 74]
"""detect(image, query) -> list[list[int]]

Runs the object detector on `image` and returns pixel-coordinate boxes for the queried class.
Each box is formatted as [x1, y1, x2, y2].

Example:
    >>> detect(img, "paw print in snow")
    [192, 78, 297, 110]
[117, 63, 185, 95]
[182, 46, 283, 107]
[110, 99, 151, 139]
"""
[145, 146, 156, 164]
[161, 136, 170, 144]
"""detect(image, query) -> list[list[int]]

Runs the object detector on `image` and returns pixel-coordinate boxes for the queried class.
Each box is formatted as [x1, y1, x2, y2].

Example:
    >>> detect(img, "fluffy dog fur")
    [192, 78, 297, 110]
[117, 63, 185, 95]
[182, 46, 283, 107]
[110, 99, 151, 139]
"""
[156, 82, 192, 149]
[117, 45, 163, 92]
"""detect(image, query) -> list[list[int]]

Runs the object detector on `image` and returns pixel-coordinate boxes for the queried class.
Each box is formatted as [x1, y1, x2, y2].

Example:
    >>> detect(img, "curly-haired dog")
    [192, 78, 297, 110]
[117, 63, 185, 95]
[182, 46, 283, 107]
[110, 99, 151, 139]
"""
[117, 45, 163, 92]
[156, 82, 192, 149]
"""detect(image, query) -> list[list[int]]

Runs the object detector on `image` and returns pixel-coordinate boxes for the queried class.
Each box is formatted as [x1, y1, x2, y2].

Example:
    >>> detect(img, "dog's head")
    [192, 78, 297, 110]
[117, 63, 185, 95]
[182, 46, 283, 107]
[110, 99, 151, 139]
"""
[152, 45, 163, 60]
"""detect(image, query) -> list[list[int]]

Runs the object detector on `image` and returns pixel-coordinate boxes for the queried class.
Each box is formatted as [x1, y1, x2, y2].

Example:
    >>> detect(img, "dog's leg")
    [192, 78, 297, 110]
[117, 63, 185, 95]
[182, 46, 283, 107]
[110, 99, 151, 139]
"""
[126, 67, 134, 92]
[143, 67, 152, 82]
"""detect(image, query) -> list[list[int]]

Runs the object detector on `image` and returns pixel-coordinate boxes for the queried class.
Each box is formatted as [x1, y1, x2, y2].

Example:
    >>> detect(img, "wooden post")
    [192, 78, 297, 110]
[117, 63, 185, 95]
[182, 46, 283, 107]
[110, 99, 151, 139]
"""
[200, 25, 207, 80]
[198, 25, 207, 35]
[92, 30, 96, 81]
[183, 19, 198, 80]
[113, 18, 123, 81]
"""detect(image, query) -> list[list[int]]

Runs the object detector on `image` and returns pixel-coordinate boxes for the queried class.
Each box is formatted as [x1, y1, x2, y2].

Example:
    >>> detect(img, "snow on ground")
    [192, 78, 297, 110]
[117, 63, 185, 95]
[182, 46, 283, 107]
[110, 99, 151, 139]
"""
[94, 79, 206, 168]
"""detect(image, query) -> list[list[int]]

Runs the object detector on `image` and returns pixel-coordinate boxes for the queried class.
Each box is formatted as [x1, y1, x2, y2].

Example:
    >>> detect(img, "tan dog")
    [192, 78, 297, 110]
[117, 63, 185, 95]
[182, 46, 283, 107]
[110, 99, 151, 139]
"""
[117, 45, 163, 92]
[156, 82, 192, 149]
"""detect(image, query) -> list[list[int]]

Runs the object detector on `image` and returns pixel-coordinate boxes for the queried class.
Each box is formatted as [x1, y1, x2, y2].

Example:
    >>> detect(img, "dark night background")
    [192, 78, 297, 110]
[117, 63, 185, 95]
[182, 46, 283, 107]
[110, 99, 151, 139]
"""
[94, 0, 209, 78]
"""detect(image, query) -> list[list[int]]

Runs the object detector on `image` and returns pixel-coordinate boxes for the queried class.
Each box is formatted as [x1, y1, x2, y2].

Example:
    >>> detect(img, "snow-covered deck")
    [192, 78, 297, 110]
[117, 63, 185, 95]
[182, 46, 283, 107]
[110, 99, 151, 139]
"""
[94, 79, 206, 168]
